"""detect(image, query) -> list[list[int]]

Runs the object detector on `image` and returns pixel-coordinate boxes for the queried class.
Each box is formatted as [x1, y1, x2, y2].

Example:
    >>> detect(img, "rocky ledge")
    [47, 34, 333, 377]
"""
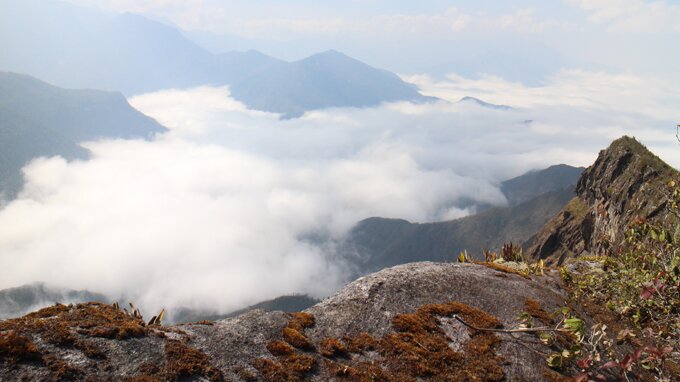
[0, 262, 595, 381]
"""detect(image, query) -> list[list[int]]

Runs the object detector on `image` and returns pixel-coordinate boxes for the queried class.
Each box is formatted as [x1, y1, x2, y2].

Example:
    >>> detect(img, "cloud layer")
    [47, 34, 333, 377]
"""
[0, 69, 678, 318]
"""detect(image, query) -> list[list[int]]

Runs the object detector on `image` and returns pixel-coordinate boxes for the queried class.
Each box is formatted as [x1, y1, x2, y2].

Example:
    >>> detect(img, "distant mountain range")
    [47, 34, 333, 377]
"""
[0, 0, 432, 117]
[0, 283, 108, 320]
[340, 164, 584, 275]
[0, 71, 166, 198]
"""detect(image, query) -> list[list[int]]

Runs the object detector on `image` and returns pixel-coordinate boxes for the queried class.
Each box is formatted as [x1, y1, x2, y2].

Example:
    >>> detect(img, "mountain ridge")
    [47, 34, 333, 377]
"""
[0, 1, 432, 117]
[527, 136, 677, 265]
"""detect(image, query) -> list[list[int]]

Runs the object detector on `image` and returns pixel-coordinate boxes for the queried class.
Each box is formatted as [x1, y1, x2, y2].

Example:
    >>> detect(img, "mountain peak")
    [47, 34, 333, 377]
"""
[300, 49, 358, 65]
[527, 136, 677, 265]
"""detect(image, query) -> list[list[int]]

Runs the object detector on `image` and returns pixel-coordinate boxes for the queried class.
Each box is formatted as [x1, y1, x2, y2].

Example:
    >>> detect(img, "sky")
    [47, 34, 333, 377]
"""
[0, 0, 679, 319]
[63, 0, 680, 79]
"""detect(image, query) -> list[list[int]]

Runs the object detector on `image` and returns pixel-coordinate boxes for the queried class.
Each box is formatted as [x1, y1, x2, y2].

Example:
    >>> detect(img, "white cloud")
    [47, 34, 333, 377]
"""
[1, 68, 679, 319]
[567, 0, 680, 32]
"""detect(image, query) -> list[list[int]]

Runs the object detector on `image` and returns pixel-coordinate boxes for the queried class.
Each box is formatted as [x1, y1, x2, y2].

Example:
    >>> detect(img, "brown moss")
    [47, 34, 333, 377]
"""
[24, 303, 71, 319]
[325, 301, 505, 382]
[0, 330, 43, 363]
[287, 312, 315, 331]
[543, 368, 574, 382]
[74, 339, 106, 359]
[233, 365, 258, 382]
[281, 353, 315, 375]
[343, 332, 376, 354]
[187, 320, 214, 326]
[0, 302, 148, 342]
[252, 353, 316, 382]
[44, 355, 83, 381]
[125, 376, 162, 382]
[422, 302, 503, 330]
[392, 313, 439, 334]
[324, 359, 360, 378]
[164, 339, 224, 382]
[525, 299, 554, 325]
[324, 359, 394, 381]
[267, 340, 296, 356]
[252, 358, 289, 381]
[319, 338, 348, 358]
[475, 261, 531, 279]
[282, 327, 314, 350]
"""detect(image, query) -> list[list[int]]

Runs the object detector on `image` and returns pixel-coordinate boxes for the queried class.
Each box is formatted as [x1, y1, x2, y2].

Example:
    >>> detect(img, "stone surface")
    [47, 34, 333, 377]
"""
[1, 262, 573, 381]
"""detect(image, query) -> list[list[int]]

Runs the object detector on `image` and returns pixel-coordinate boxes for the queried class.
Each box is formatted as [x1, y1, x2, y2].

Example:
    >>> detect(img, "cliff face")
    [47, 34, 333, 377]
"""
[1, 262, 575, 381]
[526, 136, 677, 265]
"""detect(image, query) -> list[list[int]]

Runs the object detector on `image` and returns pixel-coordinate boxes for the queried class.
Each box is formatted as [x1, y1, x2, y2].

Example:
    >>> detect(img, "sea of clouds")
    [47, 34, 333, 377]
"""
[0, 69, 678, 318]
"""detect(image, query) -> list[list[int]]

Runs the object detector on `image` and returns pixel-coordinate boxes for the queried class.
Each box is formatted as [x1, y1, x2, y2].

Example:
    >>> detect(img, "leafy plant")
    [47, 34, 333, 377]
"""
[569, 179, 680, 379]
[500, 242, 524, 262]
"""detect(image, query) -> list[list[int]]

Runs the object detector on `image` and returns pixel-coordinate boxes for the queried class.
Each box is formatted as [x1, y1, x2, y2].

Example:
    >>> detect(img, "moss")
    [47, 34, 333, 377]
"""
[339, 301, 504, 381]
[280, 353, 315, 375]
[392, 313, 439, 334]
[164, 339, 224, 382]
[125, 362, 163, 381]
[2, 302, 149, 341]
[282, 327, 314, 350]
[251, 301, 507, 381]
[44, 354, 84, 381]
[74, 339, 106, 359]
[287, 312, 315, 331]
[343, 332, 376, 354]
[267, 340, 296, 357]
[125, 376, 162, 382]
[0, 330, 43, 364]
[524, 299, 554, 325]
[252, 354, 316, 382]
[542, 368, 573, 382]
[319, 338, 348, 358]
[25, 303, 70, 319]
[233, 365, 258, 381]
[324, 359, 393, 381]
[252, 358, 289, 381]
[186, 320, 214, 326]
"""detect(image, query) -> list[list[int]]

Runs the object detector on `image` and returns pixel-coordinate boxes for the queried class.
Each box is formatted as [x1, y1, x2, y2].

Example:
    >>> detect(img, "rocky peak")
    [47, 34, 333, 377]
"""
[527, 136, 677, 265]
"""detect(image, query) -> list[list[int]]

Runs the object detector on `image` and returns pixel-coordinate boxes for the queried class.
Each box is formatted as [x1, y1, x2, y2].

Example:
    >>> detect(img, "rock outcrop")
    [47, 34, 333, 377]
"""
[1, 262, 577, 381]
[526, 136, 677, 265]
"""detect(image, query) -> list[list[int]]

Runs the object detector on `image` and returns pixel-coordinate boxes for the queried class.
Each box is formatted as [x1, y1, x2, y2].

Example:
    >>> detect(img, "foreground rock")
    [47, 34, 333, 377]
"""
[1, 262, 580, 381]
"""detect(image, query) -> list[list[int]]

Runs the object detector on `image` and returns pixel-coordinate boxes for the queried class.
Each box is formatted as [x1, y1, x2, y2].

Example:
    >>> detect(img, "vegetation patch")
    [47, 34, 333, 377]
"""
[0, 330, 43, 364]
[342, 332, 376, 354]
[0, 302, 142, 379]
[254, 313, 319, 381]
[267, 340, 296, 357]
[164, 339, 224, 381]
[257, 302, 507, 381]
[561, 178, 680, 380]
[319, 338, 349, 358]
